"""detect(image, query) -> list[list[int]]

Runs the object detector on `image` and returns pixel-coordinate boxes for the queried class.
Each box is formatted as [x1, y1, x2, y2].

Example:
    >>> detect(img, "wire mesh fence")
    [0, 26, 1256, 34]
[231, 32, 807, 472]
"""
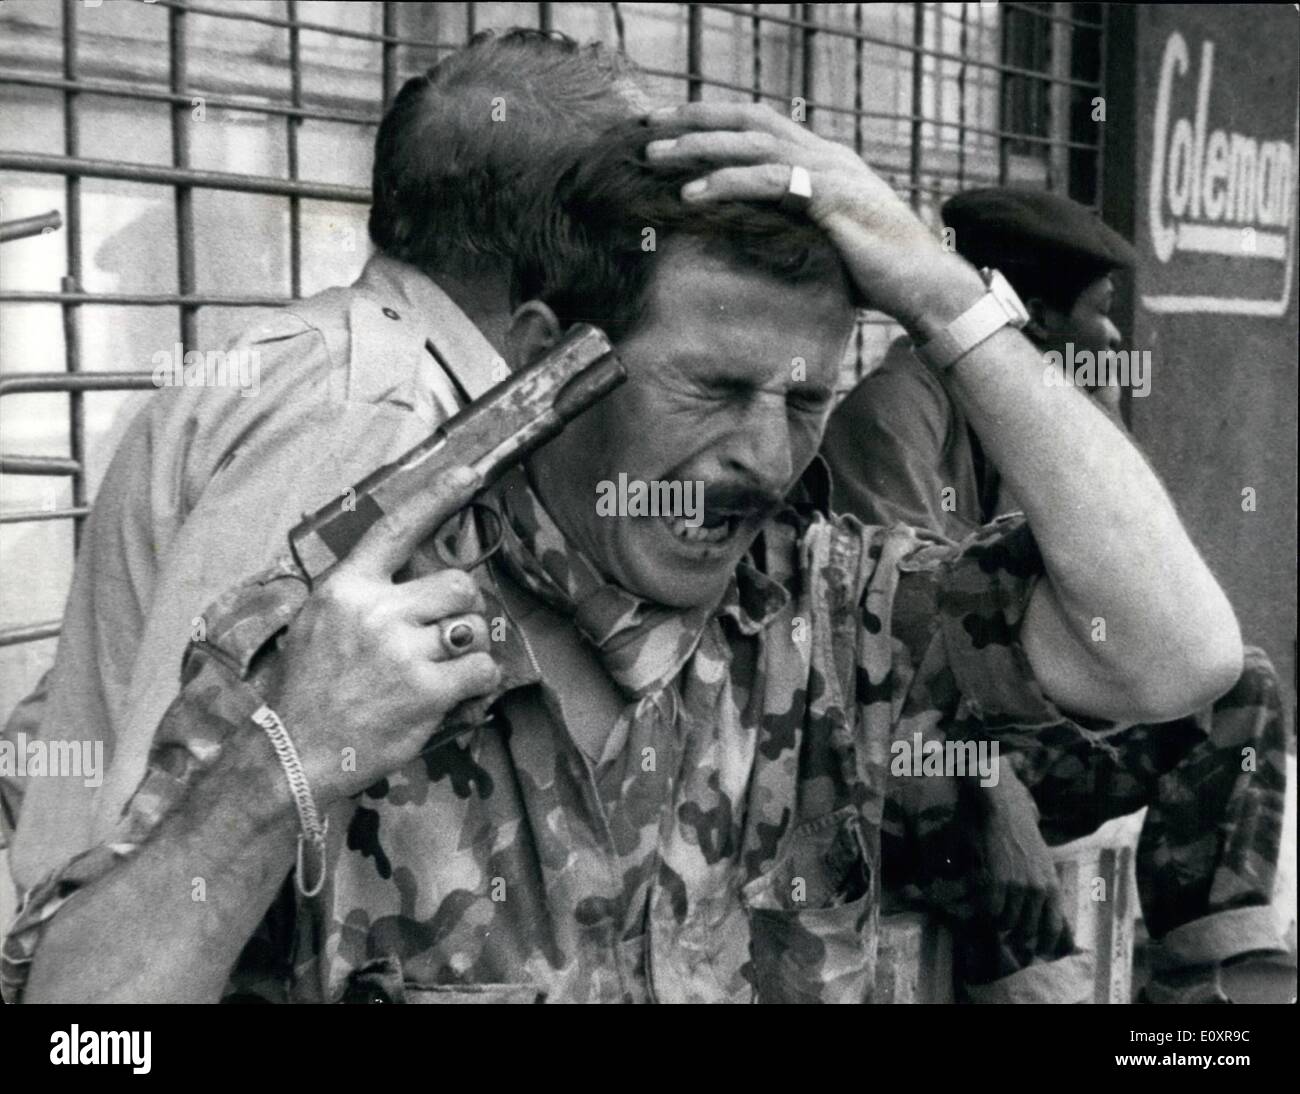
[0, 1, 1106, 652]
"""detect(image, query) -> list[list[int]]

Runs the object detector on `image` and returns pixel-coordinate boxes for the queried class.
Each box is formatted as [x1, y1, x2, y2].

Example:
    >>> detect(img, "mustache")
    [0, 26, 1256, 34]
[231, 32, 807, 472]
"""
[700, 480, 785, 522]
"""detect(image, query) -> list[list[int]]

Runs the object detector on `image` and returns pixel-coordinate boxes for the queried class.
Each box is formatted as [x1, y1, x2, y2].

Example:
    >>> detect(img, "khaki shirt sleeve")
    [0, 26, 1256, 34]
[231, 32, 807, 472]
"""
[822, 342, 969, 538]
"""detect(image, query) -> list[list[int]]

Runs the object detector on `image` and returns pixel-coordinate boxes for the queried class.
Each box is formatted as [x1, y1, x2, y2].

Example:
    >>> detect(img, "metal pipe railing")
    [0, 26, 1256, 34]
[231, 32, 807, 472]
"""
[0, 211, 62, 243]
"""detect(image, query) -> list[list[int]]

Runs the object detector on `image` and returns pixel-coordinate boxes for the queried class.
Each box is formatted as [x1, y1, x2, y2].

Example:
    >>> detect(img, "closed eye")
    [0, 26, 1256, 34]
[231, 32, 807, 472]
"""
[696, 376, 831, 413]
[787, 389, 832, 414]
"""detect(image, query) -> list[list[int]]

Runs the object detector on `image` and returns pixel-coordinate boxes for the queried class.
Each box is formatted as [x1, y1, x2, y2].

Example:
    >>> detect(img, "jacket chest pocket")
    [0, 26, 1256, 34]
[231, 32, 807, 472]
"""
[340, 957, 546, 1004]
[741, 806, 879, 1004]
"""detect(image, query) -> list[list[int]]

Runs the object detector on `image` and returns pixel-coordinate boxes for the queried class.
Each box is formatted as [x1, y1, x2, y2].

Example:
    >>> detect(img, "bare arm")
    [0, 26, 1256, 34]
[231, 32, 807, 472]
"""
[647, 103, 1242, 722]
[902, 267, 1241, 720]
[24, 733, 297, 1003]
[16, 467, 502, 1003]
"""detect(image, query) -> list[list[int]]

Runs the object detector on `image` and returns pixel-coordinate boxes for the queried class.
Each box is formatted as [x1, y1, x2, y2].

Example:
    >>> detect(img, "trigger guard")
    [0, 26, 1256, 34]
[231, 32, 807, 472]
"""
[433, 501, 503, 571]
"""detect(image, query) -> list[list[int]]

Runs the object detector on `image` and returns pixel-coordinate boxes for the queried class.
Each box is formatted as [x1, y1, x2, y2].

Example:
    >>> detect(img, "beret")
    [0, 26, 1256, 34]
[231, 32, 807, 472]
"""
[941, 187, 1136, 274]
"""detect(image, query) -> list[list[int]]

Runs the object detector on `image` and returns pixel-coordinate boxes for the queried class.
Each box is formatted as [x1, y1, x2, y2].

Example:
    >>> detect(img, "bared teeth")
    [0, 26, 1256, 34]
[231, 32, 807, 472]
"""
[667, 515, 730, 544]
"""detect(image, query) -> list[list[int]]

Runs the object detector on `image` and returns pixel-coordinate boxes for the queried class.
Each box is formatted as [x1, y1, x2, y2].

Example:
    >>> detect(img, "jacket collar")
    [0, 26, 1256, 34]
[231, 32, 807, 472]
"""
[351, 253, 503, 409]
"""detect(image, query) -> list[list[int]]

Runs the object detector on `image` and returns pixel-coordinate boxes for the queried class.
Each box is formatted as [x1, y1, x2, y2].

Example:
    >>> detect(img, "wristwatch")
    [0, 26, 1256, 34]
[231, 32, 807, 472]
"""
[913, 268, 1029, 371]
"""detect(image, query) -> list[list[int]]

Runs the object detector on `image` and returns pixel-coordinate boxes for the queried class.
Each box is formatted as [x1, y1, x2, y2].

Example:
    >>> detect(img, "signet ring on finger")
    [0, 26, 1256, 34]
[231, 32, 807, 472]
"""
[778, 164, 813, 215]
[442, 620, 476, 654]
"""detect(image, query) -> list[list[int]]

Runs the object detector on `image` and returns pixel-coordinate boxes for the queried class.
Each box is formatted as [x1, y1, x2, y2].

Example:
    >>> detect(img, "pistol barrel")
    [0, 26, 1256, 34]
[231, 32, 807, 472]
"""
[289, 324, 622, 582]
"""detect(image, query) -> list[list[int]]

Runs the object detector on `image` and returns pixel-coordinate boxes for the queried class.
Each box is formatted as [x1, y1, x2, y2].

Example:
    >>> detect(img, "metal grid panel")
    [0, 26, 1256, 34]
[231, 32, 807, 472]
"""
[0, 1, 1106, 651]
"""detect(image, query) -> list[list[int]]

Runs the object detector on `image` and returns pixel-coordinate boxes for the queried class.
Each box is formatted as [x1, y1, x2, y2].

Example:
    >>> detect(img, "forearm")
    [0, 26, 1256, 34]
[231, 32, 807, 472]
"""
[23, 732, 297, 1003]
[900, 260, 1242, 716]
[642, 101, 1238, 710]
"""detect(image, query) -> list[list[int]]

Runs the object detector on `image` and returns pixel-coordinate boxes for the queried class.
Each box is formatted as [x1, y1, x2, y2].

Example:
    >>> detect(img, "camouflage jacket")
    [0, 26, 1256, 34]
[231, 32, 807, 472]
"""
[3, 500, 1094, 1004]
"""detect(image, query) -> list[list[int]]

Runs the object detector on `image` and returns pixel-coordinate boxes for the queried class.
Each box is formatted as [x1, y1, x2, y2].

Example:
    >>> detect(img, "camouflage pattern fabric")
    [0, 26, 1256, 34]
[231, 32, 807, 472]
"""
[3, 513, 1129, 1004]
[493, 467, 716, 699]
[894, 644, 1287, 988]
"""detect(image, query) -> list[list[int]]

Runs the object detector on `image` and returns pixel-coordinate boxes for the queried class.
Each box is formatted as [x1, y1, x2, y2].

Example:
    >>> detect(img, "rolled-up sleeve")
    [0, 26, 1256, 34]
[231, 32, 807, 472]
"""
[8, 316, 436, 894]
[0, 559, 306, 1005]
[895, 512, 1123, 742]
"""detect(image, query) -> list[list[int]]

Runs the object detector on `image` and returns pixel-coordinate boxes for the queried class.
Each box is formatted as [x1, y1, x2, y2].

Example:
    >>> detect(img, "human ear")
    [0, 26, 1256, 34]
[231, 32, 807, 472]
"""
[505, 301, 564, 372]
[1023, 297, 1052, 343]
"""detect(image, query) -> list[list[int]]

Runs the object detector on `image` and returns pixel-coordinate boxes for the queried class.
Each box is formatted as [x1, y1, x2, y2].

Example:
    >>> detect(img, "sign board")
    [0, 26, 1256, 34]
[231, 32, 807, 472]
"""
[1139, 7, 1298, 315]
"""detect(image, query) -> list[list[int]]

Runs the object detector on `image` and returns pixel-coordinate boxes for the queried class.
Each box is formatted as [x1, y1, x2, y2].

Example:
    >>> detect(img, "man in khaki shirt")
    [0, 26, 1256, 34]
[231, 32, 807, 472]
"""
[1, 27, 645, 890]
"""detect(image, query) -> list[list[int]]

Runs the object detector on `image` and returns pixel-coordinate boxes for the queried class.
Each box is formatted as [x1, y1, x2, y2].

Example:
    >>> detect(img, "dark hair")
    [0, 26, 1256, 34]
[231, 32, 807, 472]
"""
[369, 29, 642, 275]
[512, 119, 850, 335]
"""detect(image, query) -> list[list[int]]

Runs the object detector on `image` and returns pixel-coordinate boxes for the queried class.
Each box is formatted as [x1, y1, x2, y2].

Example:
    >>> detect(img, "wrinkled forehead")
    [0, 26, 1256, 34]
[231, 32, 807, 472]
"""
[633, 239, 856, 381]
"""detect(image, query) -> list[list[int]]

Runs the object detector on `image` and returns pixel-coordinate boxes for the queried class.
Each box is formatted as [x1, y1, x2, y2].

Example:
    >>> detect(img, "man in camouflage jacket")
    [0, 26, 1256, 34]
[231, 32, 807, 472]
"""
[3, 101, 1256, 1002]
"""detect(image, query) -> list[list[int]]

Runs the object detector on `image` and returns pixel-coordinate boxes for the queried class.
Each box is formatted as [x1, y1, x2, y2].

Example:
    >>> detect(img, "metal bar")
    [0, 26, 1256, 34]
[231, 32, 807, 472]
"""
[687, 4, 703, 102]
[1003, 1, 1104, 29]
[1048, 1, 1072, 191]
[0, 14, 1105, 119]
[381, 2, 399, 108]
[998, 9, 1010, 186]
[6, 58, 1097, 148]
[149, 0, 442, 48]
[62, 0, 86, 550]
[611, 1, 626, 52]
[699, 2, 1103, 86]
[466, 1, 476, 41]
[0, 507, 92, 525]
[629, 68, 1101, 147]
[0, 211, 62, 243]
[0, 290, 290, 307]
[0, 0, 1103, 659]
[852, 3, 863, 156]
[909, 3, 924, 213]
[0, 73, 382, 127]
[538, 3, 553, 33]
[1, 457, 81, 476]
[287, 0, 303, 300]
[0, 623, 62, 648]
[0, 373, 159, 397]
[800, 3, 815, 129]
[0, 153, 370, 202]
[957, 1, 969, 189]
[170, 5, 198, 358]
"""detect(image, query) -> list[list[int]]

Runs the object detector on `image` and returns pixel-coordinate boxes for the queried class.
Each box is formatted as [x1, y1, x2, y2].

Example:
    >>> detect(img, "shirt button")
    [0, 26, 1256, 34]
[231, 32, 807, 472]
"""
[382, 307, 401, 321]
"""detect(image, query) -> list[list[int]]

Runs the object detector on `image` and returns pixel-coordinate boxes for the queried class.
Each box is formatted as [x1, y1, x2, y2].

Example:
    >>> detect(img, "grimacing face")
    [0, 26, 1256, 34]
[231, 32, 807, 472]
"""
[520, 240, 857, 608]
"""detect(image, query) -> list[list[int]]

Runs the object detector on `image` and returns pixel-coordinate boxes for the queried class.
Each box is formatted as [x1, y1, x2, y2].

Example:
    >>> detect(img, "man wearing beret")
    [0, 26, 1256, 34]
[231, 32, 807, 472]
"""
[822, 187, 1288, 1003]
